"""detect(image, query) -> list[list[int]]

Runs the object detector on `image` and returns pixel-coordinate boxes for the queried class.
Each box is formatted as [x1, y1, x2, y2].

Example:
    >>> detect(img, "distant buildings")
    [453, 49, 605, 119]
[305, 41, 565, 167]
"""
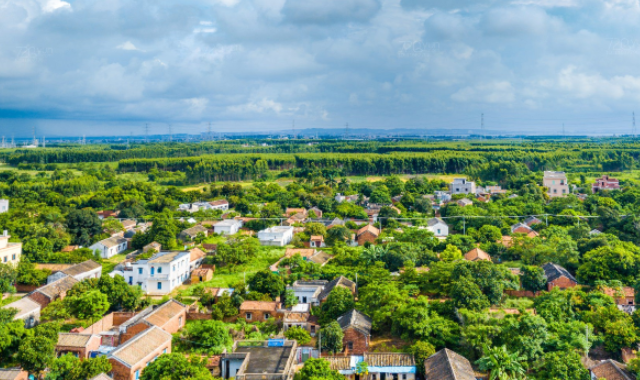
[178, 200, 229, 213]
[0, 230, 21, 266]
[449, 178, 476, 195]
[46, 260, 102, 284]
[212, 220, 242, 235]
[542, 262, 578, 291]
[592, 175, 620, 193]
[543, 171, 569, 198]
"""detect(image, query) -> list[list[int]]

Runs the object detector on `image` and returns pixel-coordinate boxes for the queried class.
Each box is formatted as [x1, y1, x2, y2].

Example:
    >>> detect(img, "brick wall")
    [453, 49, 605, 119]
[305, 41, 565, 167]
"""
[155, 308, 187, 334]
[357, 232, 378, 246]
[114, 312, 138, 325]
[187, 312, 212, 321]
[15, 284, 39, 292]
[241, 310, 278, 323]
[342, 328, 368, 355]
[547, 276, 577, 291]
[120, 322, 151, 344]
[27, 292, 52, 308]
[505, 290, 542, 298]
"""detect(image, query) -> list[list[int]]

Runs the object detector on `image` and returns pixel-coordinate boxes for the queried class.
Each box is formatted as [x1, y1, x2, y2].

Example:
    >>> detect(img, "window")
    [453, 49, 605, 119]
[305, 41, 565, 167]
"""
[129, 277, 133, 285]
[347, 342, 353, 350]
[3, 257, 6, 262]
[12, 254, 15, 260]
[158, 267, 162, 274]
[138, 268, 143, 274]
[157, 282, 162, 290]
[264, 314, 270, 320]
[246, 313, 252, 320]
[163, 349, 167, 354]
[135, 370, 140, 380]
[151, 267, 155, 275]
[437, 229, 441, 234]
[179, 316, 183, 326]
[302, 296, 307, 303]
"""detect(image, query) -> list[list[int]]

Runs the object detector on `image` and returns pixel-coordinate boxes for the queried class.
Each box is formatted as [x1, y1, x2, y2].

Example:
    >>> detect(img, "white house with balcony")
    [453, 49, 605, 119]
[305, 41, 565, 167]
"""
[257, 226, 294, 246]
[119, 250, 191, 295]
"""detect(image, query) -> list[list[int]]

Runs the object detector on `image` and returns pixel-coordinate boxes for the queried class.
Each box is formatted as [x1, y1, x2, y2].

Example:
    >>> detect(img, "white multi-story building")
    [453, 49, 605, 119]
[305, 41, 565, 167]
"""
[0, 199, 8, 213]
[89, 236, 128, 259]
[449, 178, 476, 195]
[213, 219, 242, 235]
[257, 226, 294, 246]
[0, 230, 21, 266]
[120, 250, 191, 295]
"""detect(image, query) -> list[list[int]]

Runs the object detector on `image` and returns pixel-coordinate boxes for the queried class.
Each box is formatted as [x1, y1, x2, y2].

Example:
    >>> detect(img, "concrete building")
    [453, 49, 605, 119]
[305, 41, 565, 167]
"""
[543, 171, 569, 198]
[117, 251, 191, 295]
[449, 178, 476, 195]
[0, 230, 21, 266]
[56, 333, 102, 359]
[424, 218, 449, 237]
[47, 260, 102, 284]
[286, 280, 328, 306]
[326, 353, 416, 380]
[213, 219, 242, 235]
[257, 226, 294, 246]
[221, 340, 297, 380]
[543, 262, 578, 291]
[90, 236, 128, 259]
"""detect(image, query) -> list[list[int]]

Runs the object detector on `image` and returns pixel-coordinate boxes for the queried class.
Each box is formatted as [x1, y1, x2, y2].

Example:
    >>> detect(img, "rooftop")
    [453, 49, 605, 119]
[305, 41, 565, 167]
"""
[109, 326, 172, 368]
[318, 276, 356, 300]
[542, 262, 578, 284]
[98, 236, 128, 248]
[234, 343, 295, 375]
[423, 348, 476, 380]
[240, 301, 281, 312]
[62, 260, 101, 276]
[143, 299, 186, 328]
[57, 333, 98, 348]
[0, 369, 26, 380]
[147, 250, 189, 264]
[337, 309, 372, 336]
[33, 276, 79, 299]
[2, 297, 41, 318]
[590, 360, 634, 380]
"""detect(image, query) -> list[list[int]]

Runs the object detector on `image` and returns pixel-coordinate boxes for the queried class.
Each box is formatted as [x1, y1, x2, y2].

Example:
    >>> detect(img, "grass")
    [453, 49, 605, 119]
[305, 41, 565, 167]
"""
[1, 295, 21, 306]
[101, 252, 129, 274]
[501, 297, 534, 309]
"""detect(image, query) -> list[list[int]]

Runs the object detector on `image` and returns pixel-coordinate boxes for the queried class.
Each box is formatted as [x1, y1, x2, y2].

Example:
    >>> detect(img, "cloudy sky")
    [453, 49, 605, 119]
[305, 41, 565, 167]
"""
[1, 0, 640, 137]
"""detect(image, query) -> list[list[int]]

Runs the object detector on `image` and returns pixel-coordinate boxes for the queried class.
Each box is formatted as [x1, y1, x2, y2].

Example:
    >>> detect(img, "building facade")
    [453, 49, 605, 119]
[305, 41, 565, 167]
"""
[449, 178, 476, 194]
[90, 236, 128, 259]
[0, 230, 21, 266]
[257, 226, 294, 246]
[592, 175, 620, 193]
[123, 251, 191, 295]
[543, 171, 569, 198]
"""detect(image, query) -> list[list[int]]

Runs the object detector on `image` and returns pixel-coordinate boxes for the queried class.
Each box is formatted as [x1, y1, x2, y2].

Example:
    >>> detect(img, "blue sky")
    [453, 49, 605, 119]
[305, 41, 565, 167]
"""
[2, 0, 640, 137]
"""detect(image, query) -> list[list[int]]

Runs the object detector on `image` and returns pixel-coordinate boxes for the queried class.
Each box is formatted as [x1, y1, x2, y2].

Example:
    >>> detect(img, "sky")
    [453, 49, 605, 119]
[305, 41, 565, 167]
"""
[2, 0, 640, 137]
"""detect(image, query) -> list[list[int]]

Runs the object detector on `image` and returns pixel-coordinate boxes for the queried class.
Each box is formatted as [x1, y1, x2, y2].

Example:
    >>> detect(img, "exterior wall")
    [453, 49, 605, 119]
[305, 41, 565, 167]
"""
[357, 231, 378, 246]
[543, 178, 569, 198]
[191, 270, 213, 284]
[91, 241, 127, 259]
[214, 223, 241, 235]
[16, 309, 40, 328]
[426, 224, 448, 237]
[27, 292, 53, 308]
[258, 228, 294, 246]
[342, 328, 368, 355]
[129, 254, 190, 295]
[449, 179, 476, 194]
[0, 370, 28, 380]
[56, 336, 101, 359]
[110, 342, 171, 380]
[0, 199, 8, 213]
[0, 242, 22, 266]
[120, 322, 151, 344]
[547, 276, 577, 291]
[292, 289, 320, 305]
[240, 310, 278, 323]
[154, 308, 187, 334]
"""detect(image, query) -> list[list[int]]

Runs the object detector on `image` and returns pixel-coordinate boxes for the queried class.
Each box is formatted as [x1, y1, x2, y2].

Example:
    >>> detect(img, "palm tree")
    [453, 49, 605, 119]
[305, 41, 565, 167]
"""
[338, 177, 350, 192]
[476, 346, 527, 380]
[361, 245, 389, 267]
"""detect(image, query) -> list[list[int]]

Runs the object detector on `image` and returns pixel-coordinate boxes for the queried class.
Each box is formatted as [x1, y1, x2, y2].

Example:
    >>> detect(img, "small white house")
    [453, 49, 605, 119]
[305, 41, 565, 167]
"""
[424, 218, 449, 237]
[47, 260, 102, 284]
[449, 178, 476, 195]
[257, 226, 294, 246]
[0, 230, 21, 266]
[209, 200, 229, 211]
[89, 236, 128, 259]
[121, 250, 191, 295]
[0, 199, 8, 213]
[286, 280, 328, 305]
[213, 219, 243, 235]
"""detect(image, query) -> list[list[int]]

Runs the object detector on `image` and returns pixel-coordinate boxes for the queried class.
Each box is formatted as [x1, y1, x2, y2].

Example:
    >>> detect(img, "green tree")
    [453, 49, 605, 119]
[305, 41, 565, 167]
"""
[180, 320, 232, 354]
[215, 235, 261, 265]
[450, 278, 490, 311]
[284, 289, 299, 308]
[440, 244, 463, 262]
[296, 358, 344, 380]
[478, 225, 502, 243]
[284, 326, 311, 345]
[521, 265, 547, 292]
[17, 335, 57, 374]
[319, 322, 344, 354]
[537, 350, 589, 380]
[248, 270, 285, 299]
[65, 290, 110, 320]
[320, 286, 355, 325]
[140, 354, 215, 380]
[476, 346, 527, 380]
[46, 354, 112, 380]
[0, 263, 17, 294]
[66, 209, 102, 246]
[326, 225, 352, 246]
[409, 341, 436, 376]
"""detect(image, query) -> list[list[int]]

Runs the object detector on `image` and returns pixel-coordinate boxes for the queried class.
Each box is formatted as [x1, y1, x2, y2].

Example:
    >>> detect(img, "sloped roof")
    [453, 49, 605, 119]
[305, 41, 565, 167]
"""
[181, 225, 208, 237]
[189, 248, 206, 262]
[33, 276, 79, 299]
[239, 301, 280, 312]
[357, 224, 380, 237]
[511, 222, 532, 233]
[337, 309, 371, 336]
[590, 360, 634, 380]
[143, 299, 186, 328]
[285, 248, 315, 258]
[57, 333, 97, 348]
[318, 276, 356, 300]
[0, 369, 27, 380]
[365, 353, 415, 367]
[308, 251, 332, 266]
[427, 217, 446, 227]
[524, 216, 542, 226]
[89, 374, 113, 380]
[423, 348, 476, 380]
[98, 236, 128, 248]
[62, 260, 101, 276]
[2, 297, 41, 318]
[464, 248, 491, 262]
[109, 326, 171, 368]
[209, 199, 229, 206]
[542, 262, 577, 284]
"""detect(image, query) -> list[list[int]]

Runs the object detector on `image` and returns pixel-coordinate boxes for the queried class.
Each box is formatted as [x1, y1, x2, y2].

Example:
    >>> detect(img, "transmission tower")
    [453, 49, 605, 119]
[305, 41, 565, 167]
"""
[145, 123, 149, 143]
[344, 122, 349, 140]
[481, 113, 484, 138]
[169, 124, 173, 142]
[633, 112, 636, 138]
[208, 122, 212, 141]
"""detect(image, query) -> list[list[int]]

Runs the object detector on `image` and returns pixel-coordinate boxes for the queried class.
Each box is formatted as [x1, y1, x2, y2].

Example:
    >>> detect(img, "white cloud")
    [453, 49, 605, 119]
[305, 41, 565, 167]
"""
[452, 81, 516, 103]
[212, 0, 241, 7]
[228, 98, 284, 114]
[42, 0, 71, 13]
[116, 41, 142, 51]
